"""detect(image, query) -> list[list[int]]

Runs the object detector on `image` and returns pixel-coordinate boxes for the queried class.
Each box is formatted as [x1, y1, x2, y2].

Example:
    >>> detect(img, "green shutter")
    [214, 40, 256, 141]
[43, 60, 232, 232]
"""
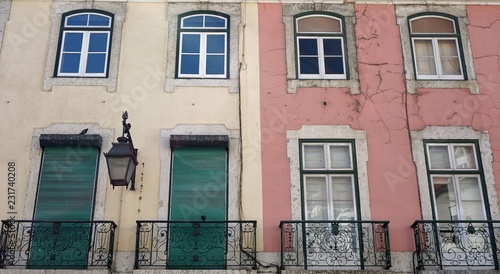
[30, 146, 98, 269]
[169, 147, 227, 269]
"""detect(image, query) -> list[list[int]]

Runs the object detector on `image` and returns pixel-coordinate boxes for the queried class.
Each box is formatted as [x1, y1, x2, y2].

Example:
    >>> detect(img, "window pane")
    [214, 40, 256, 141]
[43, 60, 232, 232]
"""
[66, 14, 88, 26]
[323, 39, 342, 55]
[305, 176, 328, 220]
[89, 14, 110, 27]
[331, 176, 354, 220]
[300, 57, 320, 75]
[86, 54, 106, 73]
[329, 145, 351, 169]
[60, 53, 81, 73]
[432, 176, 456, 220]
[63, 33, 83, 52]
[324, 57, 344, 75]
[438, 40, 461, 76]
[297, 16, 341, 33]
[206, 55, 225, 75]
[414, 40, 437, 75]
[298, 38, 318, 55]
[304, 145, 325, 169]
[181, 34, 201, 53]
[453, 145, 476, 169]
[88, 33, 109, 52]
[411, 17, 455, 34]
[183, 16, 204, 28]
[207, 35, 225, 53]
[180, 55, 200, 74]
[205, 16, 226, 28]
[458, 177, 484, 220]
[428, 145, 451, 169]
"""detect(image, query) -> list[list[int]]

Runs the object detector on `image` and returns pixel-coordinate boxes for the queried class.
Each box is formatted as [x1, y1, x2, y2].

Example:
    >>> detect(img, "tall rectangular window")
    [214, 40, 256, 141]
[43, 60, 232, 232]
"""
[425, 141, 487, 220]
[295, 14, 347, 80]
[55, 11, 113, 77]
[301, 140, 358, 220]
[177, 13, 229, 79]
[409, 15, 465, 80]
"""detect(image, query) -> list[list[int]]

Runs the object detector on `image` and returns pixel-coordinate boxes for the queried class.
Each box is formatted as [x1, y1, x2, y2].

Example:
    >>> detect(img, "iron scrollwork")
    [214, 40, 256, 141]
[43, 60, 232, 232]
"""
[279, 220, 391, 270]
[0, 220, 116, 269]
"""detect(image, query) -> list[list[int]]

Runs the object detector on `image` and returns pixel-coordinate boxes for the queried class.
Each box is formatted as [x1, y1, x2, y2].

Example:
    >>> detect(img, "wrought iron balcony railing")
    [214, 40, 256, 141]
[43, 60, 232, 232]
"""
[280, 220, 391, 270]
[135, 220, 257, 269]
[0, 220, 117, 269]
[412, 220, 500, 271]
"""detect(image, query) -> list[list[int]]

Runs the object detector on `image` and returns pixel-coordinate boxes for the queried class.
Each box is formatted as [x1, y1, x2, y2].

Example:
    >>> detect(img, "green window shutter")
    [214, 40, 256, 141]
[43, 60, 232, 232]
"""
[30, 146, 98, 269]
[169, 147, 227, 269]
[170, 147, 227, 221]
[34, 146, 98, 221]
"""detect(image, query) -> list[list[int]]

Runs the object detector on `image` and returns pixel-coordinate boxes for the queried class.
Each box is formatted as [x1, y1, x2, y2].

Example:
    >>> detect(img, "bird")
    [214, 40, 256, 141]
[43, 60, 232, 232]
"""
[79, 128, 88, 135]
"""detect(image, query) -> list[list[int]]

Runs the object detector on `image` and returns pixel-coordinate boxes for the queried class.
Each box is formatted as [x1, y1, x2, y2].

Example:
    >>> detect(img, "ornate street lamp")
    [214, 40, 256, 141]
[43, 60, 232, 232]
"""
[104, 111, 138, 190]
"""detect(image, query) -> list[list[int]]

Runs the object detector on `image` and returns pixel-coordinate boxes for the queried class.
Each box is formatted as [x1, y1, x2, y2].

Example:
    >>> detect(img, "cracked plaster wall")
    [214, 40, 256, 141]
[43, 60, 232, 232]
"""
[259, 1, 500, 261]
[259, 2, 423, 255]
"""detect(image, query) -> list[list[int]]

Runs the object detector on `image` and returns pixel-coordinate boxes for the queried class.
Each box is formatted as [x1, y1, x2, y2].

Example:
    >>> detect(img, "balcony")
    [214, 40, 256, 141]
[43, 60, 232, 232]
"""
[0, 220, 116, 269]
[280, 220, 391, 270]
[134, 220, 257, 269]
[412, 220, 500, 271]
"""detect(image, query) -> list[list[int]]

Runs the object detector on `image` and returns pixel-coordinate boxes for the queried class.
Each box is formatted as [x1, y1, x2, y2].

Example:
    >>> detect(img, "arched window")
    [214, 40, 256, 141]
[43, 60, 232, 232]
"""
[177, 12, 229, 79]
[55, 10, 113, 77]
[295, 13, 347, 80]
[409, 14, 465, 80]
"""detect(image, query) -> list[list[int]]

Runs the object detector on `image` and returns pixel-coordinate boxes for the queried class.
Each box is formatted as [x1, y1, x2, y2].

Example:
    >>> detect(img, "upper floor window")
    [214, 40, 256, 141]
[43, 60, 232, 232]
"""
[425, 141, 487, 221]
[55, 11, 113, 77]
[409, 15, 465, 80]
[295, 14, 347, 80]
[177, 13, 229, 79]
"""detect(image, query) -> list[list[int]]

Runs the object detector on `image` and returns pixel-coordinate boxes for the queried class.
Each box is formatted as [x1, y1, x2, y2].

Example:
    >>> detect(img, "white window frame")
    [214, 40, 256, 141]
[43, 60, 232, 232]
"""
[56, 12, 112, 78]
[297, 37, 346, 80]
[409, 15, 464, 81]
[177, 14, 228, 79]
[178, 32, 228, 78]
[57, 31, 110, 77]
[295, 15, 347, 80]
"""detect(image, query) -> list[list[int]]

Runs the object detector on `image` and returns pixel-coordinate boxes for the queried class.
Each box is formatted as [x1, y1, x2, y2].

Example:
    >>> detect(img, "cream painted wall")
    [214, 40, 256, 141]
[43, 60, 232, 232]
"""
[0, 1, 259, 258]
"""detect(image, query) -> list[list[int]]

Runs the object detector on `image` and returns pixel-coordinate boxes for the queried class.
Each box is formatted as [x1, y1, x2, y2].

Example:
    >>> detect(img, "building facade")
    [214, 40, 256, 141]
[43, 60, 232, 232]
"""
[0, 0, 500, 273]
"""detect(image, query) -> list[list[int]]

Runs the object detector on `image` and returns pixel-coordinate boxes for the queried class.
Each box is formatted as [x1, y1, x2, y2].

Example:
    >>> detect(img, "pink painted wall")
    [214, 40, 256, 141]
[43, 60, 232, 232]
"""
[258, 3, 500, 253]
[258, 4, 422, 252]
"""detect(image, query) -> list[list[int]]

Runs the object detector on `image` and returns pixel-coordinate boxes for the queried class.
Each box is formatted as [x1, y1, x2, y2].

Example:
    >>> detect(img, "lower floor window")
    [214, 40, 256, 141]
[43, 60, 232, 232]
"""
[301, 140, 359, 221]
[426, 141, 488, 220]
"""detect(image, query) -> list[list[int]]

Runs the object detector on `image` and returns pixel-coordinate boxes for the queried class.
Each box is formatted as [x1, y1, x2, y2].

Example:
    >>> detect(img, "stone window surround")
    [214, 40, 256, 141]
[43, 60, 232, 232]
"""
[283, 3, 360, 94]
[165, 3, 240, 93]
[23, 123, 114, 220]
[395, 5, 479, 94]
[43, 2, 126, 92]
[158, 125, 241, 220]
[287, 125, 370, 220]
[411, 126, 500, 220]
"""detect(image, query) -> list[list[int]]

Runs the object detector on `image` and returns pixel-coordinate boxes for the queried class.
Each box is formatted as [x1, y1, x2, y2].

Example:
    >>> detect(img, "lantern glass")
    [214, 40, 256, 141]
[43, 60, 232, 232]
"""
[106, 156, 133, 183]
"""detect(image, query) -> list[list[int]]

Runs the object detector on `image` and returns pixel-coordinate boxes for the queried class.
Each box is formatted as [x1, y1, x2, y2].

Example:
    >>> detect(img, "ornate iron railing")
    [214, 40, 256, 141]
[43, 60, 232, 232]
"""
[135, 220, 257, 269]
[280, 220, 391, 270]
[412, 220, 500, 271]
[0, 220, 116, 269]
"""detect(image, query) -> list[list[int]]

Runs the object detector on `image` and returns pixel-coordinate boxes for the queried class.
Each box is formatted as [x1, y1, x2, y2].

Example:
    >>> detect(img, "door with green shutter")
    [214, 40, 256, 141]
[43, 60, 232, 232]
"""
[30, 146, 99, 269]
[168, 147, 227, 269]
